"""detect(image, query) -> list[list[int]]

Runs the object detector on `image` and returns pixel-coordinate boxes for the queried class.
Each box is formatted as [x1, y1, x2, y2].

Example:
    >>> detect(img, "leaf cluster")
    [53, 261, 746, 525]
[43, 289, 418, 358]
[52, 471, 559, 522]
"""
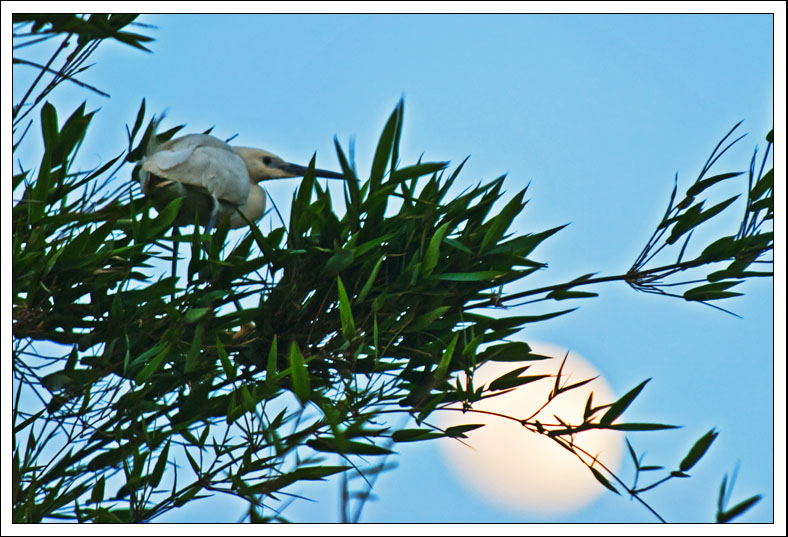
[12, 94, 574, 522]
[13, 14, 154, 138]
[628, 123, 773, 313]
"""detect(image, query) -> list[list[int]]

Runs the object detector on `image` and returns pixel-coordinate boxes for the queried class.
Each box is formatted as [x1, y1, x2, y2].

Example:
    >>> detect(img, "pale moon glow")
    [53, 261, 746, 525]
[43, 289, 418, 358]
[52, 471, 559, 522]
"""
[436, 341, 624, 518]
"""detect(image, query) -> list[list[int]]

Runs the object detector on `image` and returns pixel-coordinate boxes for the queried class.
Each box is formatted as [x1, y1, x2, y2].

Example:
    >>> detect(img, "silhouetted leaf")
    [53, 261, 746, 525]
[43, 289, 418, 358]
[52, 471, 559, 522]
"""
[150, 439, 170, 488]
[686, 172, 743, 197]
[606, 423, 679, 431]
[489, 370, 550, 391]
[444, 424, 485, 438]
[486, 224, 568, 256]
[589, 466, 619, 495]
[392, 429, 444, 442]
[600, 379, 650, 426]
[684, 281, 743, 302]
[679, 429, 718, 472]
[717, 494, 762, 523]
[89, 476, 105, 504]
[546, 288, 598, 300]
[667, 195, 739, 245]
[307, 438, 393, 456]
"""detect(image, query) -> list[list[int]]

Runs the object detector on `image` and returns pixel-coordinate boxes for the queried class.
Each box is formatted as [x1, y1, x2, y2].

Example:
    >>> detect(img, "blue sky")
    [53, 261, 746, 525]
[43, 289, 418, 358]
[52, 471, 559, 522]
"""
[9, 11, 781, 525]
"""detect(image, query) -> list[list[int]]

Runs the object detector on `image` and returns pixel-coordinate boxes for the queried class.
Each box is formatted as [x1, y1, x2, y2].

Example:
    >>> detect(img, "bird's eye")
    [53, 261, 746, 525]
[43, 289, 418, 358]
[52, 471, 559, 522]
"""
[262, 156, 273, 166]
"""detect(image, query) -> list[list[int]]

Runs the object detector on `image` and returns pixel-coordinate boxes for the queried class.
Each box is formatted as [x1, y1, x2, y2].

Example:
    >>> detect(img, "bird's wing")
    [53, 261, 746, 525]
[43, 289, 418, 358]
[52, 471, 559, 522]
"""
[142, 141, 251, 206]
[161, 133, 234, 152]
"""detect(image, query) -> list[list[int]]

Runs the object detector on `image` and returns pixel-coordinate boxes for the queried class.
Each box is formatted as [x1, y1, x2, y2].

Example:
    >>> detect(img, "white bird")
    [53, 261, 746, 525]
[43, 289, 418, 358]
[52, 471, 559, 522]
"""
[137, 133, 344, 229]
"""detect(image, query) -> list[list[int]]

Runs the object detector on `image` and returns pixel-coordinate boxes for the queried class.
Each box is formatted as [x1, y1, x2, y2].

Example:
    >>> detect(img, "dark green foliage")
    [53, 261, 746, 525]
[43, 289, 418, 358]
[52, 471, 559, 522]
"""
[13, 91, 572, 522]
[12, 13, 154, 51]
[680, 429, 718, 473]
[716, 466, 762, 523]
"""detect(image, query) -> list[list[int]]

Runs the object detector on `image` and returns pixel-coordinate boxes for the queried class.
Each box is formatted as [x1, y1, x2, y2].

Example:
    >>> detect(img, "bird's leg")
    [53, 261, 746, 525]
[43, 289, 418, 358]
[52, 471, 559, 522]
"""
[207, 195, 220, 231]
[199, 194, 221, 257]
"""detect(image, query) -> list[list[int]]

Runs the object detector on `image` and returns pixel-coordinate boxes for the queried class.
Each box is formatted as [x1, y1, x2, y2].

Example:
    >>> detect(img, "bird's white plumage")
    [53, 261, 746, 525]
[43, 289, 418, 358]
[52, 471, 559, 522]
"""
[141, 134, 251, 206]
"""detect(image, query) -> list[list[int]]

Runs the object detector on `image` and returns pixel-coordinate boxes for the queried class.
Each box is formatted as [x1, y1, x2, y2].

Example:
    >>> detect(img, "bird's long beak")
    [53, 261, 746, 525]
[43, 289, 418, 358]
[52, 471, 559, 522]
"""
[278, 161, 345, 180]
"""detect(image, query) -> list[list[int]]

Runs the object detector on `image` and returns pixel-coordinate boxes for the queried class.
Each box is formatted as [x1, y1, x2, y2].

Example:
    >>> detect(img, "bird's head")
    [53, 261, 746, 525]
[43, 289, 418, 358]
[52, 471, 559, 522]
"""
[232, 146, 345, 182]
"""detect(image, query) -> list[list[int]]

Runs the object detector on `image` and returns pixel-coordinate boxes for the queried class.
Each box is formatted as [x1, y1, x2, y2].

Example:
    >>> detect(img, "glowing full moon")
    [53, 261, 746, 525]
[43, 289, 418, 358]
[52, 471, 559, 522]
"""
[436, 340, 624, 518]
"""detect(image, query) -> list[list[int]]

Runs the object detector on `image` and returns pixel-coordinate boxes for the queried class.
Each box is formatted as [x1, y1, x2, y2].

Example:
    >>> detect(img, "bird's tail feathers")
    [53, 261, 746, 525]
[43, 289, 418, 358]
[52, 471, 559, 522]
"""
[136, 112, 169, 191]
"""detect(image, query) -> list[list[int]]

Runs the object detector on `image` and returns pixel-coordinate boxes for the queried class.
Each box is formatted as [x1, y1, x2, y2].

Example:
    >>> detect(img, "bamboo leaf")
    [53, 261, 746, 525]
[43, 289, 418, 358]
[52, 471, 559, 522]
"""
[334, 137, 360, 223]
[684, 281, 743, 302]
[679, 428, 718, 472]
[584, 392, 595, 421]
[422, 222, 450, 277]
[150, 439, 170, 488]
[625, 438, 639, 469]
[486, 224, 567, 256]
[435, 270, 508, 281]
[600, 378, 650, 426]
[667, 195, 740, 245]
[307, 438, 393, 456]
[130, 98, 146, 141]
[717, 495, 762, 523]
[357, 255, 384, 302]
[718, 474, 728, 513]
[434, 333, 459, 382]
[550, 352, 567, 399]
[489, 373, 550, 391]
[444, 424, 485, 438]
[370, 101, 401, 191]
[546, 288, 598, 300]
[750, 168, 772, 200]
[184, 322, 204, 374]
[266, 335, 278, 385]
[14, 409, 46, 433]
[288, 341, 310, 404]
[134, 344, 169, 384]
[336, 276, 356, 340]
[606, 423, 679, 431]
[686, 171, 743, 197]
[241, 385, 256, 413]
[216, 337, 235, 382]
[589, 466, 619, 495]
[701, 236, 738, 262]
[556, 376, 598, 396]
[89, 476, 105, 504]
[480, 190, 526, 253]
[407, 306, 451, 333]
[183, 447, 200, 476]
[390, 161, 449, 183]
[392, 429, 445, 442]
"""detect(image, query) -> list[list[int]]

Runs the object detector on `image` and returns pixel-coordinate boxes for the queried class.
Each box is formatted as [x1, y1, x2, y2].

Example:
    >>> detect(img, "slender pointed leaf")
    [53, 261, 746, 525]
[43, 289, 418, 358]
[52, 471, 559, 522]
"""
[589, 466, 619, 495]
[288, 341, 310, 404]
[717, 495, 762, 523]
[679, 428, 718, 472]
[600, 378, 650, 426]
[336, 276, 356, 340]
